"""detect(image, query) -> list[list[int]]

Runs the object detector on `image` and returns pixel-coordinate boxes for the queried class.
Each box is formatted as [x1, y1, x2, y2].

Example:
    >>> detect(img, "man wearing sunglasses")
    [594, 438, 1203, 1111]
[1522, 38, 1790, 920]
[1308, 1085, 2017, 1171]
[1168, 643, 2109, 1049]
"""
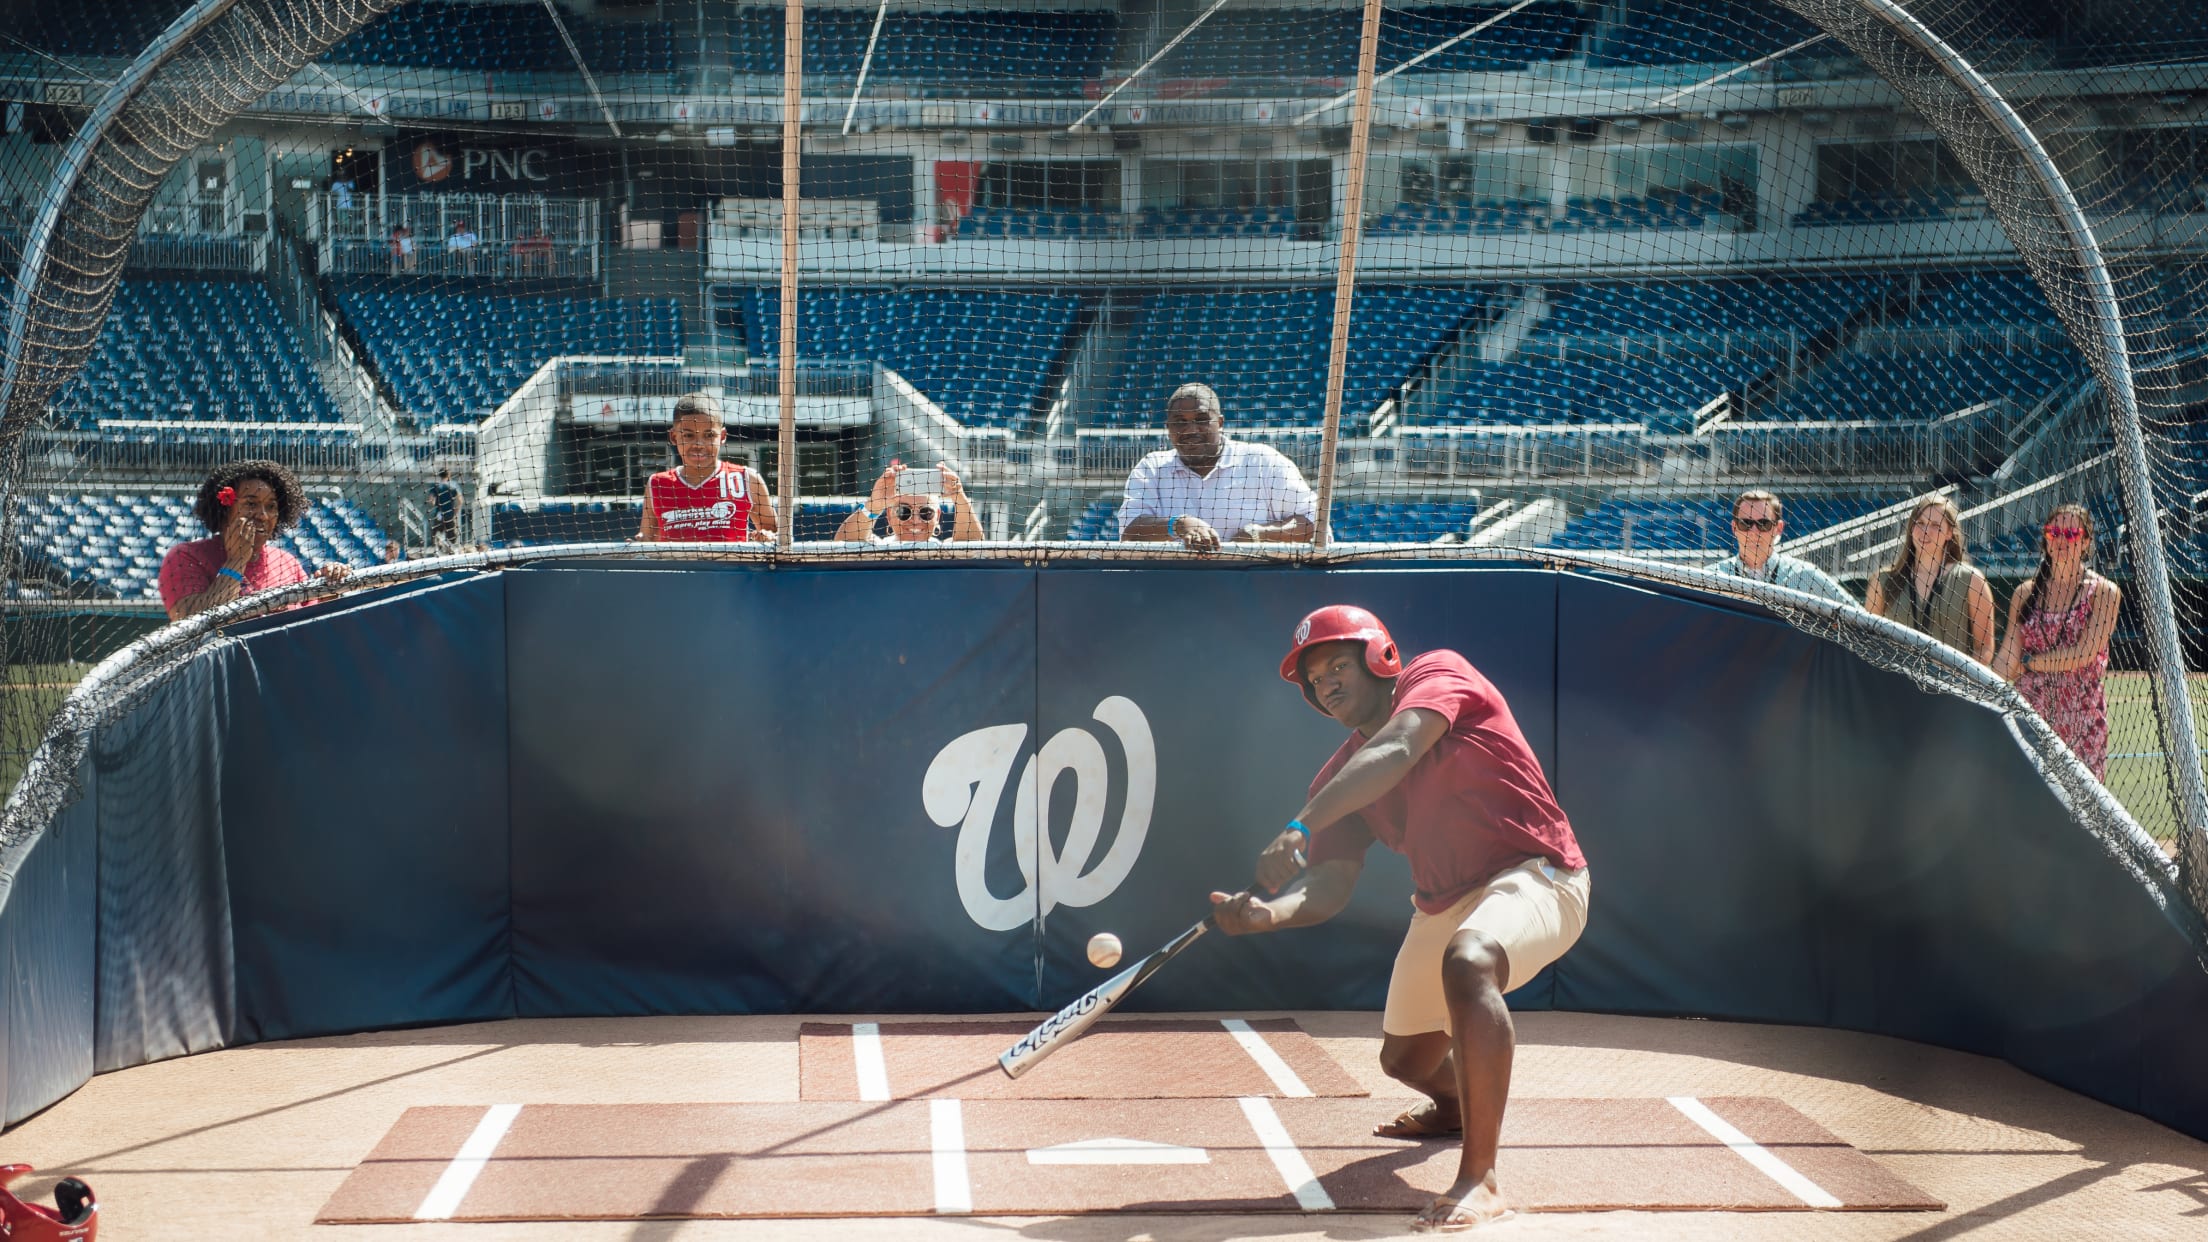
[835, 461, 986, 545]
[1707, 490, 1853, 604]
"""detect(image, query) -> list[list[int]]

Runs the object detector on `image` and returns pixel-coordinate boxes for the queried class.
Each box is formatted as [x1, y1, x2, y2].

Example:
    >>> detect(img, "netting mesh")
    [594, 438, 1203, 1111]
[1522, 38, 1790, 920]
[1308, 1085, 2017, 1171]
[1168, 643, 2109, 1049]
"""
[2, 0, 2204, 921]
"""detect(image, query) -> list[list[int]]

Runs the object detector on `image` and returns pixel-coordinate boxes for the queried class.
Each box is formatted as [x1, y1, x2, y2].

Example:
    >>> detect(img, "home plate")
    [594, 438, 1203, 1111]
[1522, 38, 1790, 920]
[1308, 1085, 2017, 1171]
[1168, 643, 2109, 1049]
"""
[1028, 1138, 1210, 1165]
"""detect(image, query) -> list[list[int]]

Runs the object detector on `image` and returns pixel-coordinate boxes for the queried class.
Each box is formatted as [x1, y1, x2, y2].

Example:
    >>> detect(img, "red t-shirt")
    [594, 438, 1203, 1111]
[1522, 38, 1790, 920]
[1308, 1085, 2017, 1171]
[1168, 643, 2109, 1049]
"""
[157, 536, 309, 613]
[1306, 650, 1585, 914]
[646, 463, 759, 542]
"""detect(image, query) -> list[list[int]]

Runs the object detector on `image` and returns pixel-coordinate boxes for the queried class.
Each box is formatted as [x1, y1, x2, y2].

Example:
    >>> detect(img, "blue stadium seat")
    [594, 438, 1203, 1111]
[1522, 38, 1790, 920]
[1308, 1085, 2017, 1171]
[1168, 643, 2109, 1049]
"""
[1092, 286, 1482, 430]
[12, 493, 389, 602]
[742, 287, 1079, 429]
[336, 289, 683, 426]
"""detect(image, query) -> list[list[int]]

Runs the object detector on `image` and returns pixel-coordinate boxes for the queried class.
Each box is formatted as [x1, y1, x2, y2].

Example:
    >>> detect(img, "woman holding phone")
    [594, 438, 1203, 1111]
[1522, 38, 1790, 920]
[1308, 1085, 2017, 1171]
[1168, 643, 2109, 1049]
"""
[836, 461, 986, 544]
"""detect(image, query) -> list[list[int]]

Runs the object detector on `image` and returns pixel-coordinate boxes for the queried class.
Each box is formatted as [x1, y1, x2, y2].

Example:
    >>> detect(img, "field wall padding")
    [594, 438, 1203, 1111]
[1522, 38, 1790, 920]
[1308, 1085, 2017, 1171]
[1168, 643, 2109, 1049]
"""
[2, 561, 2205, 1141]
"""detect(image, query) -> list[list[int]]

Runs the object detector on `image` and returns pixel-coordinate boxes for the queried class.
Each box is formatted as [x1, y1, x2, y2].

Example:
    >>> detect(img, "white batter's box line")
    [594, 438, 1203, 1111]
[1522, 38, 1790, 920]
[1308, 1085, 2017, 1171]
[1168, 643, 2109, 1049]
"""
[1221, 1017, 1314, 1097]
[414, 1103, 522, 1221]
[852, 1021, 893, 1102]
[1239, 1095, 1335, 1211]
[1667, 1096, 1843, 1209]
[931, 1098, 973, 1215]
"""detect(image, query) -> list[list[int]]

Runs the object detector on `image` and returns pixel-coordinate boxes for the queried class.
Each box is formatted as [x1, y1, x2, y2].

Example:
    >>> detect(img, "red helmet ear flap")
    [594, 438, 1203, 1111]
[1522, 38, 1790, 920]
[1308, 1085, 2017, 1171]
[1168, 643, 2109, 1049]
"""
[1369, 641, 1401, 678]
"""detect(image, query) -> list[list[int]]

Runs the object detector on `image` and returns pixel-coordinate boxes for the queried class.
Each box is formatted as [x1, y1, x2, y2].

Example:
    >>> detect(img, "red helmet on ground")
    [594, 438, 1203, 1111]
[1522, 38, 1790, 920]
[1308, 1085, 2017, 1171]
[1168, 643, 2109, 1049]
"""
[1281, 605, 1403, 712]
[0, 1166, 96, 1240]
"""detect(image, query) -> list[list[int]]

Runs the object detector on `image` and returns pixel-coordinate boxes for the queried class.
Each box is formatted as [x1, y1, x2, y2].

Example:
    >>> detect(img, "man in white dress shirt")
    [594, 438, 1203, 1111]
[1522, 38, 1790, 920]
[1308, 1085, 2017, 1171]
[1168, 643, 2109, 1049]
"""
[1118, 383, 1317, 551]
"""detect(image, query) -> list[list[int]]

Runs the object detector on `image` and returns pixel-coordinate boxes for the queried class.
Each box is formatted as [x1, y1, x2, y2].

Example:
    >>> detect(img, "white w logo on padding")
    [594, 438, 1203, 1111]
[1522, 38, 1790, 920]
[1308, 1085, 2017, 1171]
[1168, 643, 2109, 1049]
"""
[921, 697, 1156, 931]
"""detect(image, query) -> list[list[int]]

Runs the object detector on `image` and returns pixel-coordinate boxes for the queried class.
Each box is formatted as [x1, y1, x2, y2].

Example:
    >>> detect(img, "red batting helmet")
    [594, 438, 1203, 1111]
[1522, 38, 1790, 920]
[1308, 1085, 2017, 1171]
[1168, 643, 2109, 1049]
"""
[0, 1166, 96, 1240]
[1280, 605, 1403, 712]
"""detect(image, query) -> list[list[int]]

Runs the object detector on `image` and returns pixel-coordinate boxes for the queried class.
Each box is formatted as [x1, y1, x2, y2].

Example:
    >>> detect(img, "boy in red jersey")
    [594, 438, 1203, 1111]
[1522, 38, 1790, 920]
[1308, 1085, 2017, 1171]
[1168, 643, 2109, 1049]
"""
[635, 393, 778, 543]
[1210, 605, 1591, 1234]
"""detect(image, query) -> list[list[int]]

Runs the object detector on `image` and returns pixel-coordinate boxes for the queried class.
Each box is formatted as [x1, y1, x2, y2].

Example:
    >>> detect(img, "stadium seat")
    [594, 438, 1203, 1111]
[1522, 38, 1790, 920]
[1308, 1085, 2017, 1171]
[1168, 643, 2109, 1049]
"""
[336, 289, 682, 427]
[11, 493, 389, 603]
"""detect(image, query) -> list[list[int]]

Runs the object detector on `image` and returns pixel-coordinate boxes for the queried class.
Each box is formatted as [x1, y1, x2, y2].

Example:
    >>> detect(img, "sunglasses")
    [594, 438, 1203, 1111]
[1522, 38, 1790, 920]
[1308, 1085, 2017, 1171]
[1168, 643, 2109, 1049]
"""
[2044, 525, 2086, 543]
[894, 504, 939, 522]
[1733, 517, 1779, 532]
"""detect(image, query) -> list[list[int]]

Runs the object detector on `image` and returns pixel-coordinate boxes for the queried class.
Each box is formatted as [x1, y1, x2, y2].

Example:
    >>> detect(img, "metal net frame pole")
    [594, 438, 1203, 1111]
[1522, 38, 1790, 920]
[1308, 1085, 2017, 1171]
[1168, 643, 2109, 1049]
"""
[776, 0, 803, 550]
[1311, 0, 1385, 553]
[1851, 0, 2208, 893]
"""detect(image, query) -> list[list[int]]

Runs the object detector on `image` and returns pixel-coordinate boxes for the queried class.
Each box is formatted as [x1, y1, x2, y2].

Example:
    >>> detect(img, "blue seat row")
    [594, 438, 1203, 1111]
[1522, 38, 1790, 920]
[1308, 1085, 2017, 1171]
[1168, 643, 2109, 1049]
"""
[337, 289, 682, 426]
[1151, 5, 1586, 79]
[742, 288, 1080, 430]
[1795, 188, 1970, 228]
[1552, 495, 1891, 553]
[730, 9, 1115, 88]
[44, 280, 342, 429]
[1587, 0, 1826, 69]
[1093, 286, 1484, 430]
[327, 2, 682, 73]
[13, 493, 387, 603]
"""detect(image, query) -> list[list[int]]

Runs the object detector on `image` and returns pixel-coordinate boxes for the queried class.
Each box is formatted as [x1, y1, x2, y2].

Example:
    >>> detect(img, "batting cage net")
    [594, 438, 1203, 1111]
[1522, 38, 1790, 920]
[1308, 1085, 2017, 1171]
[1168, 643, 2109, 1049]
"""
[1, 2, 2204, 911]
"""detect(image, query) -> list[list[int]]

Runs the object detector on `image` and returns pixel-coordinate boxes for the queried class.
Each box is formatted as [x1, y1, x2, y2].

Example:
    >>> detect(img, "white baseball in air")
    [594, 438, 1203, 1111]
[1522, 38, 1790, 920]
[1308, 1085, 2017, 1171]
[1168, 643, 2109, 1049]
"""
[1086, 932, 1123, 970]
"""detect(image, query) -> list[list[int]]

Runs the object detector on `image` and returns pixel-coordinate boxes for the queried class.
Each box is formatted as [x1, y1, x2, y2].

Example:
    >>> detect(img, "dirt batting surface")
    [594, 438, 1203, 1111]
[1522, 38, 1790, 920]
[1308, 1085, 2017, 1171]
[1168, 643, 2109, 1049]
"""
[797, 1017, 1369, 1099]
[2, 1011, 2204, 1239]
[317, 1095, 1936, 1222]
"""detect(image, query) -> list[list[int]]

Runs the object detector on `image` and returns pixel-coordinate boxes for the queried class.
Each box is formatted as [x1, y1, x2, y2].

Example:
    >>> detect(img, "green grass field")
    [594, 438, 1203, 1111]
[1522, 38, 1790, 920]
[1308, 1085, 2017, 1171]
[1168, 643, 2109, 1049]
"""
[0, 663, 89, 794]
[2102, 671, 2208, 844]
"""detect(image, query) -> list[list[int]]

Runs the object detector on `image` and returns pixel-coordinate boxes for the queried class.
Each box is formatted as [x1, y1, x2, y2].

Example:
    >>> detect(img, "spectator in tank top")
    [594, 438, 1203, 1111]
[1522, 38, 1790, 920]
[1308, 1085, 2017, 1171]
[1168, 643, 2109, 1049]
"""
[636, 393, 777, 543]
[1995, 503, 2119, 778]
[1864, 496, 1994, 664]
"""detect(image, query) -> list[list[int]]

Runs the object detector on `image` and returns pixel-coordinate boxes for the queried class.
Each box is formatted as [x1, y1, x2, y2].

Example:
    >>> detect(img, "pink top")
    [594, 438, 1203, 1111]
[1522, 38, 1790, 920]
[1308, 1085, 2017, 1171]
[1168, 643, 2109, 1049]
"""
[1307, 651, 1586, 914]
[158, 536, 308, 614]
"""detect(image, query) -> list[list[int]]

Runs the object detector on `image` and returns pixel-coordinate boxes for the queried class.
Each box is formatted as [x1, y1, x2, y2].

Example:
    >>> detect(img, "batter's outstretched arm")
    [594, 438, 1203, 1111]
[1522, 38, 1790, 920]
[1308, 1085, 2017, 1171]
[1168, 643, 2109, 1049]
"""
[1211, 857, 1362, 936]
[1297, 706, 1449, 831]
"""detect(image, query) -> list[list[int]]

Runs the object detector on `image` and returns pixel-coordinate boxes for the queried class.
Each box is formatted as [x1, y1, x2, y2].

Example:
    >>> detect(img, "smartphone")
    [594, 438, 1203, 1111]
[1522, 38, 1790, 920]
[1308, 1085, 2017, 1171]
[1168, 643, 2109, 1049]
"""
[896, 467, 944, 496]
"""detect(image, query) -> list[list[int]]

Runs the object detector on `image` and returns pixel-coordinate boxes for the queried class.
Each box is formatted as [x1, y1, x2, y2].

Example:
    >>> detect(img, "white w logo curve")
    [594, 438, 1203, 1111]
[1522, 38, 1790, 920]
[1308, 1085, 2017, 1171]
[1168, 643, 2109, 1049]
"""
[921, 696, 1156, 931]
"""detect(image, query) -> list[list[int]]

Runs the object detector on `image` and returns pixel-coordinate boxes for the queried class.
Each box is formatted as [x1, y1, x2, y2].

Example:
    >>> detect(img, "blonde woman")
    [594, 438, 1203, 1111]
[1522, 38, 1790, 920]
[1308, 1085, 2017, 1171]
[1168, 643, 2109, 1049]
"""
[1994, 503, 2119, 778]
[1864, 496, 1995, 664]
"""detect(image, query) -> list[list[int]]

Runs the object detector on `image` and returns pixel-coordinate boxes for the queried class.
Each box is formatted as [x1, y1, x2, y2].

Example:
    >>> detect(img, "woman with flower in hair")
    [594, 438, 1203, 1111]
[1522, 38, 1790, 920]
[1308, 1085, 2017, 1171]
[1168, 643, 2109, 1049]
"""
[1994, 502, 2120, 778]
[159, 459, 349, 621]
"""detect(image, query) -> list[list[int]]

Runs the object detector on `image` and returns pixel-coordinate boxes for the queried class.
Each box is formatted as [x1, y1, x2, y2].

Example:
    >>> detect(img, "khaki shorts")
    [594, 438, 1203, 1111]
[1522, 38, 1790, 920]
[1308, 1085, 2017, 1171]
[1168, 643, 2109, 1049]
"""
[1381, 857, 1592, 1037]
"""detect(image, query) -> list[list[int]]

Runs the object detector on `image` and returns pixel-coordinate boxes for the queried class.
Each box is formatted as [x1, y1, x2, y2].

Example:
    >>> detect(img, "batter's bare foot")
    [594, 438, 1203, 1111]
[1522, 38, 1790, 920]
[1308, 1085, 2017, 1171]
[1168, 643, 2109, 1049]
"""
[1412, 1173, 1513, 1233]
[1375, 1099, 1462, 1139]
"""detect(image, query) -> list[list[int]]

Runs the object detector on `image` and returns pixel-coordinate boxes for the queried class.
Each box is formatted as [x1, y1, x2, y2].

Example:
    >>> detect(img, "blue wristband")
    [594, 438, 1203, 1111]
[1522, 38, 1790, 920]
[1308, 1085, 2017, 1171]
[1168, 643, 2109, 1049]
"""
[1168, 516, 1178, 538]
[1285, 819, 1309, 840]
[215, 566, 245, 585]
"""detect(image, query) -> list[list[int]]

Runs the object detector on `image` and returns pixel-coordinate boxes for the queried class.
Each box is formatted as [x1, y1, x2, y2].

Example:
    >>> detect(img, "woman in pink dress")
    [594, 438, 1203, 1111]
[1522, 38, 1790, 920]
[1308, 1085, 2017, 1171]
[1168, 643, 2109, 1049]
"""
[159, 460, 349, 622]
[1994, 503, 2121, 778]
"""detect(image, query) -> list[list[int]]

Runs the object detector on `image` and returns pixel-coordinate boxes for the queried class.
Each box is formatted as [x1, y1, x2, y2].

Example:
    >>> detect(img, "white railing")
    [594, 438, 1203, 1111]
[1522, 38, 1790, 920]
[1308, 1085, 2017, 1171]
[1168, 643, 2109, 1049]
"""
[311, 192, 601, 280]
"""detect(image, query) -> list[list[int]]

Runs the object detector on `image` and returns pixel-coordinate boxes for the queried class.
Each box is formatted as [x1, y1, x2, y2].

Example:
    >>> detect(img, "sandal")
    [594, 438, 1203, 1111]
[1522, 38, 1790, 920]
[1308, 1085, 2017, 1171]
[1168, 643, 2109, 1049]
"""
[1411, 1201, 1516, 1233]
[1373, 1101, 1463, 1139]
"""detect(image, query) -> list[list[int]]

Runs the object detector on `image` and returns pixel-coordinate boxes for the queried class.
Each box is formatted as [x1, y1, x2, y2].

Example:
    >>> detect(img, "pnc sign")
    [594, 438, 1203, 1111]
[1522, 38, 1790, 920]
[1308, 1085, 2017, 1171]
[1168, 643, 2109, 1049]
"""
[409, 139, 554, 186]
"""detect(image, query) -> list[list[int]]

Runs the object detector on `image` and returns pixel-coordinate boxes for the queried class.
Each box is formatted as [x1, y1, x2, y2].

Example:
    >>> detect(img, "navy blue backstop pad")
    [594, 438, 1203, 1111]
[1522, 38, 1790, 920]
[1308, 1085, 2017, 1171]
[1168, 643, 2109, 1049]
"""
[219, 575, 514, 1042]
[503, 563, 1041, 1015]
[10, 560, 2205, 1143]
[1551, 572, 2208, 1138]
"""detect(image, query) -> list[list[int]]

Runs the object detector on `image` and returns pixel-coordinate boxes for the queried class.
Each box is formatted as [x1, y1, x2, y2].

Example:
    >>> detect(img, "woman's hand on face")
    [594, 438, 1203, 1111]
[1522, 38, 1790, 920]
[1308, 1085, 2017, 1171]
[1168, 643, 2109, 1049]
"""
[221, 510, 265, 568]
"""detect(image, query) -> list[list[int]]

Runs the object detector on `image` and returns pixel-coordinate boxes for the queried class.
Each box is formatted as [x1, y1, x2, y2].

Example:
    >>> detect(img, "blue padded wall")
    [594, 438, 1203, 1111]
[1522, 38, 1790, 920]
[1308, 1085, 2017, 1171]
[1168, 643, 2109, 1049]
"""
[3, 561, 2207, 1146]
[219, 576, 514, 1043]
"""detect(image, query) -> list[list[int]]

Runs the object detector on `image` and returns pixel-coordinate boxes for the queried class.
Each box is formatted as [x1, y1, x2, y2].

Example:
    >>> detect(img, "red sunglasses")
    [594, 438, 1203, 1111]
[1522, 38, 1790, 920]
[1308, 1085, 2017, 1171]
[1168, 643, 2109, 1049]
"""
[2044, 525, 2086, 543]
